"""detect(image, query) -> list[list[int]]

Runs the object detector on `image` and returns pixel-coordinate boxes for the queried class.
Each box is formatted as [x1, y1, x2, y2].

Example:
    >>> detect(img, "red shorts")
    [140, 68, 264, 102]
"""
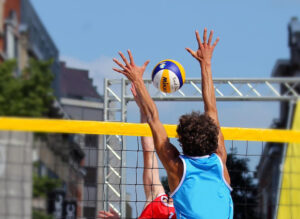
[139, 194, 176, 219]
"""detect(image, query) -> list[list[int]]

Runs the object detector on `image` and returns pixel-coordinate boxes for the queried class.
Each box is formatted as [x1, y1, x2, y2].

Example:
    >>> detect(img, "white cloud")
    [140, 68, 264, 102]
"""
[60, 55, 122, 94]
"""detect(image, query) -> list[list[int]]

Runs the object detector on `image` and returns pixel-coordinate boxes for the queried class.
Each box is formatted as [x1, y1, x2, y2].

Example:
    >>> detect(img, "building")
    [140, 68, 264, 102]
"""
[33, 129, 85, 218]
[0, 0, 21, 62]
[0, 0, 60, 96]
[59, 61, 105, 218]
[0, 131, 33, 219]
[0, 1, 88, 218]
[0, 1, 125, 218]
[256, 17, 300, 219]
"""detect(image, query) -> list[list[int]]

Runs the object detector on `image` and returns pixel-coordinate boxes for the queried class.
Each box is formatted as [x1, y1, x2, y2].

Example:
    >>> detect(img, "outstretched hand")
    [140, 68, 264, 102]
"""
[186, 28, 219, 65]
[113, 50, 150, 83]
[98, 208, 120, 219]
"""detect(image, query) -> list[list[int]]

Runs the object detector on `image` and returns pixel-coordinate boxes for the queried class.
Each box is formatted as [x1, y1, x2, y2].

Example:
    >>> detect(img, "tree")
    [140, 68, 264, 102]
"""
[32, 210, 54, 219]
[0, 59, 61, 219]
[0, 59, 59, 117]
[227, 152, 259, 219]
[33, 174, 62, 198]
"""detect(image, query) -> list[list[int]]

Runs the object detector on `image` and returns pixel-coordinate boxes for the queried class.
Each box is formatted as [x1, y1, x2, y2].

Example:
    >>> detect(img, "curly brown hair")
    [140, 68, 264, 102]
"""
[176, 111, 219, 156]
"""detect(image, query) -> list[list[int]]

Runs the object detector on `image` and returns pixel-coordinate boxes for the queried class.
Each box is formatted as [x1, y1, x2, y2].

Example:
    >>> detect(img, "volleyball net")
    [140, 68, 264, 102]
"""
[0, 117, 300, 219]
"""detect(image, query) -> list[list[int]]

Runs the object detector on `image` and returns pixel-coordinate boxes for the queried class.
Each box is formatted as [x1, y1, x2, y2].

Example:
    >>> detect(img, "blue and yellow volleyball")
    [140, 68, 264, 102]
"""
[151, 59, 186, 93]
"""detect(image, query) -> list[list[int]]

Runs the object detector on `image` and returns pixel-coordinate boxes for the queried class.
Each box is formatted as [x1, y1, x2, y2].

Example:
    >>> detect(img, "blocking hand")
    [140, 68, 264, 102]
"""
[113, 50, 150, 83]
[186, 28, 219, 65]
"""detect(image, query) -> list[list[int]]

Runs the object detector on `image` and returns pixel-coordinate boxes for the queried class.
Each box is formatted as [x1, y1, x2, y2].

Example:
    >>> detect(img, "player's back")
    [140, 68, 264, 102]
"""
[170, 153, 233, 219]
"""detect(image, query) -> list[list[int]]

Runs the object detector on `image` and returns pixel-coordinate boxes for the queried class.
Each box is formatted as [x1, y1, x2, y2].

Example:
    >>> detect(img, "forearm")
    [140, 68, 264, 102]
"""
[140, 112, 154, 149]
[136, 94, 164, 200]
[200, 62, 219, 125]
[200, 62, 227, 159]
[133, 79, 159, 125]
[133, 79, 180, 174]
[140, 111, 155, 155]
[142, 137, 164, 200]
[133, 79, 168, 153]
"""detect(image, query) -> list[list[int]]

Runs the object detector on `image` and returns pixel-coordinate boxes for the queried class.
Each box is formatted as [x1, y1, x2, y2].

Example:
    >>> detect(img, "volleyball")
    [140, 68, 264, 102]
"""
[151, 59, 186, 93]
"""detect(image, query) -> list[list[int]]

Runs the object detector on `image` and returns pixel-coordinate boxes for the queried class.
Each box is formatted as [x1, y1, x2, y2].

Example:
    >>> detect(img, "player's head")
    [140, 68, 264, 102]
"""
[176, 111, 219, 156]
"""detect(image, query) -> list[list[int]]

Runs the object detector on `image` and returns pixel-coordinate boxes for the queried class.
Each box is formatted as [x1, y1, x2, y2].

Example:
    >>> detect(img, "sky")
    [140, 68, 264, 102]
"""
[30, 0, 300, 216]
[30, 0, 300, 126]
[31, 0, 300, 85]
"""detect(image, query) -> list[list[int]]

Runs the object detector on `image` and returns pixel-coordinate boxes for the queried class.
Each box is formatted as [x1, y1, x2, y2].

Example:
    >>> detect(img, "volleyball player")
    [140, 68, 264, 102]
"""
[98, 84, 176, 219]
[112, 28, 233, 218]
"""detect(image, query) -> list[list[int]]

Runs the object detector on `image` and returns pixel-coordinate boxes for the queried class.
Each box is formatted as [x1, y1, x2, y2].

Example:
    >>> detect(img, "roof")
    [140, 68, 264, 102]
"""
[60, 62, 102, 101]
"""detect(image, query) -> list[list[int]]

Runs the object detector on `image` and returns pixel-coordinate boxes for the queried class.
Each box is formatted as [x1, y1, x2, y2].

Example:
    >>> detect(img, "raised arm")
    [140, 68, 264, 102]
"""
[186, 29, 230, 184]
[112, 50, 182, 192]
[130, 84, 165, 205]
[98, 85, 165, 218]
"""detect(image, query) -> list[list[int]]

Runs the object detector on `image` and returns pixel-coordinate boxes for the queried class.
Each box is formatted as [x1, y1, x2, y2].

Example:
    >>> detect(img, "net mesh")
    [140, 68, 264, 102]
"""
[0, 129, 299, 219]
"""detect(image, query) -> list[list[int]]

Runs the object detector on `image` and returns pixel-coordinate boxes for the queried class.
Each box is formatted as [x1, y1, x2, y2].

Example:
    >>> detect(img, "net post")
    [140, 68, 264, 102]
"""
[274, 100, 296, 219]
[120, 78, 127, 217]
[103, 78, 109, 211]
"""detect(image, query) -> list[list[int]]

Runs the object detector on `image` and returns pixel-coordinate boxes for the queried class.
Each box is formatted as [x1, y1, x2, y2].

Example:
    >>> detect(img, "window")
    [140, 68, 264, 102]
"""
[85, 135, 98, 148]
[83, 148, 98, 167]
[5, 10, 18, 59]
[84, 167, 97, 185]
[5, 26, 17, 59]
[83, 207, 96, 218]
[83, 186, 97, 207]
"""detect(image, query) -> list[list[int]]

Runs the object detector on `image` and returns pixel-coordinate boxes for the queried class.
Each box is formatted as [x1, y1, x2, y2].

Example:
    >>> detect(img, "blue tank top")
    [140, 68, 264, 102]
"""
[170, 153, 233, 219]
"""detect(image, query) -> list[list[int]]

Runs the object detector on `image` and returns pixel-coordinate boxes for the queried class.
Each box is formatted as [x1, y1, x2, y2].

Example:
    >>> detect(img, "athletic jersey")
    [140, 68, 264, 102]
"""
[139, 193, 176, 219]
[170, 153, 233, 219]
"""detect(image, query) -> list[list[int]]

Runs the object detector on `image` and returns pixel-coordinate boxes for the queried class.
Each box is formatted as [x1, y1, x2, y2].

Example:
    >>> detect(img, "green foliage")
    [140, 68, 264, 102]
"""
[0, 59, 55, 117]
[32, 209, 54, 219]
[227, 152, 259, 219]
[33, 174, 62, 198]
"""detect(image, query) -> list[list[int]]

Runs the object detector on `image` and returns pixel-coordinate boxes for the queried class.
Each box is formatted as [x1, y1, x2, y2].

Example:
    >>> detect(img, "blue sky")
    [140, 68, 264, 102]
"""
[30, 0, 300, 127]
[31, 0, 300, 81]
[30, 0, 300, 216]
